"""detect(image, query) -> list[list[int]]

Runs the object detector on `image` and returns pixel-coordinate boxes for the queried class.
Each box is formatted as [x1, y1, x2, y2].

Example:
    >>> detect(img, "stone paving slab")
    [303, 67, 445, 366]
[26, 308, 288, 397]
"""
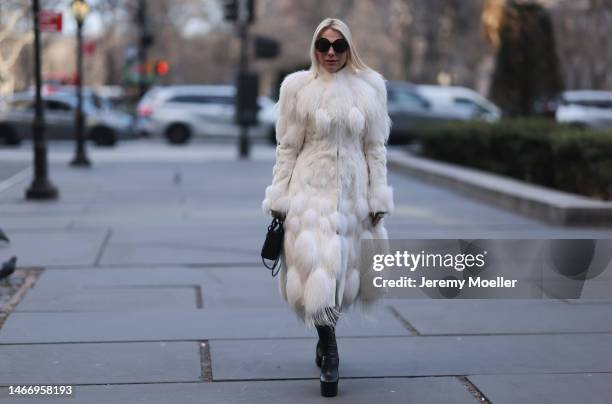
[70, 217, 200, 228]
[71, 218, 268, 229]
[467, 373, 612, 404]
[100, 243, 258, 266]
[562, 298, 612, 305]
[0, 162, 28, 183]
[86, 191, 184, 204]
[0, 203, 86, 215]
[196, 267, 296, 307]
[12, 266, 269, 286]
[15, 267, 283, 310]
[99, 228, 262, 266]
[0, 342, 201, 385]
[0, 229, 108, 267]
[16, 286, 200, 312]
[0, 378, 477, 403]
[0, 187, 97, 204]
[0, 308, 407, 343]
[209, 334, 612, 380]
[201, 282, 280, 308]
[0, 217, 72, 230]
[390, 299, 612, 334]
[17, 265, 278, 294]
[14, 267, 212, 286]
[105, 225, 267, 240]
[84, 205, 185, 219]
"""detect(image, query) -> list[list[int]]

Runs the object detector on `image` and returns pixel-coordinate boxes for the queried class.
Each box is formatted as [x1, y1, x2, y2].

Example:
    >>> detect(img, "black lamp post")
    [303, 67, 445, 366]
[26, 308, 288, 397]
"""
[137, 0, 153, 100]
[25, 0, 59, 200]
[70, 0, 91, 167]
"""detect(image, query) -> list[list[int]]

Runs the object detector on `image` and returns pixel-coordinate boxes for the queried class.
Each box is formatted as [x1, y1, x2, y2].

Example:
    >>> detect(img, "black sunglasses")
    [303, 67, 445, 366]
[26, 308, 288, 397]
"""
[315, 38, 349, 54]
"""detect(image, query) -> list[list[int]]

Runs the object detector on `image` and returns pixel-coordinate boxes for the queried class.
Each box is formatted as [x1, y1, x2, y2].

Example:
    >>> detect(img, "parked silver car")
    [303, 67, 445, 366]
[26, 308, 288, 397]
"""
[416, 85, 501, 122]
[0, 90, 135, 146]
[387, 81, 465, 143]
[136, 85, 275, 144]
[556, 90, 612, 130]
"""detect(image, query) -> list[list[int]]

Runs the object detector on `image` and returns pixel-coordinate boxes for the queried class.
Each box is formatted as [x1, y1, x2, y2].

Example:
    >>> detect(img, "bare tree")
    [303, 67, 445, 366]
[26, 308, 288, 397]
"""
[549, 0, 612, 89]
[0, 1, 33, 95]
[1, 0, 64, 94]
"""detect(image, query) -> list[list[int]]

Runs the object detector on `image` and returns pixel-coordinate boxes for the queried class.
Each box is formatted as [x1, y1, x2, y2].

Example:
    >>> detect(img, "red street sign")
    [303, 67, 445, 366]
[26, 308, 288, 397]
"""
[39, 11, 63, 32]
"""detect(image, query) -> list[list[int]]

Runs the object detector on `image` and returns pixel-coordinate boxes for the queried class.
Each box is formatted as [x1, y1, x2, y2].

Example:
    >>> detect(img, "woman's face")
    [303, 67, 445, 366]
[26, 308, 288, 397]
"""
[315, 28, 349, 74]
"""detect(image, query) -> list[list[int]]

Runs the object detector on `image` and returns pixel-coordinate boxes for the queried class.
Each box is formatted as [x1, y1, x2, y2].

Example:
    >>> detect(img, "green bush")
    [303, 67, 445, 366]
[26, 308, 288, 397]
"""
[412, 119, 612, 200]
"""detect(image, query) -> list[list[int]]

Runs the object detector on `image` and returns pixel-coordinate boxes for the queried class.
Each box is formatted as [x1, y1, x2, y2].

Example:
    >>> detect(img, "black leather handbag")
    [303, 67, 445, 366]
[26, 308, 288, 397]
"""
[261, 217, 284, 277]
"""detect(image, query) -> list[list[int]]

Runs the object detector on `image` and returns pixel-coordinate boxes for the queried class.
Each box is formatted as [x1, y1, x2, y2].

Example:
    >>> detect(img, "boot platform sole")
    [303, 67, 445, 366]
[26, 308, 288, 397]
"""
[321, 379, 338, 397]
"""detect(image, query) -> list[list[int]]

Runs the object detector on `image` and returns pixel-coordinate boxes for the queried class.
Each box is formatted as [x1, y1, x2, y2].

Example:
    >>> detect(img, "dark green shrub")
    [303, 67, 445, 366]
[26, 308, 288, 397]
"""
[412, 119, 612, 200]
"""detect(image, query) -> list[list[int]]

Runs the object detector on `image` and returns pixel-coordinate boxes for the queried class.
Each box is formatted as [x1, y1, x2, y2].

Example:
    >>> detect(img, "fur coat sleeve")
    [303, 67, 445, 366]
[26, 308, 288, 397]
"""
[362, 71, 394, 215]
[261, 71, 311, 216]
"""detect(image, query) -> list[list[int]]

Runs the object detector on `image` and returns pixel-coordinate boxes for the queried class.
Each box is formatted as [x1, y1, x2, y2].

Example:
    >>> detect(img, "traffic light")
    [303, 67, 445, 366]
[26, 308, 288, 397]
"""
[155, 60, 169, 76]
[254, 36, 279, 59]
[223, 0, 238, 21]
[223, 0, 255, 23]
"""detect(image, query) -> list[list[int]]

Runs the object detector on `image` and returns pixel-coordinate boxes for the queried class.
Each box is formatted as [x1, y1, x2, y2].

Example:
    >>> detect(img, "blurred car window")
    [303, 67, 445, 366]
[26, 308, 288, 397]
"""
[565, 99, 612, 109]
[453, 97, 489, 113]
[389, 87, 429, 109]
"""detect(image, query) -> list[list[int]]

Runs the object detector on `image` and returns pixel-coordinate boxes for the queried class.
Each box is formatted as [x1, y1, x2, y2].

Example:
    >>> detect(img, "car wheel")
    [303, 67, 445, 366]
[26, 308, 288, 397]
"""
[0, 124, 22, 146]
[165, 124, 191, 144]
[90, 126, 117, 147]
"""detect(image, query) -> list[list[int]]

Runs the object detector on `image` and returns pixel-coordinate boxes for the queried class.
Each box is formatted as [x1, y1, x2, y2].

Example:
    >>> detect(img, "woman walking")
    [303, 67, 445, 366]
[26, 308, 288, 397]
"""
[262, 17, 394, 397]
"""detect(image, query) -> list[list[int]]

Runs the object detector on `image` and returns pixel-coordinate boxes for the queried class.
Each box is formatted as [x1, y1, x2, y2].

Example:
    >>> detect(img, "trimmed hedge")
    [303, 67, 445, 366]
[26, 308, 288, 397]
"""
[412, 119, 612, 200]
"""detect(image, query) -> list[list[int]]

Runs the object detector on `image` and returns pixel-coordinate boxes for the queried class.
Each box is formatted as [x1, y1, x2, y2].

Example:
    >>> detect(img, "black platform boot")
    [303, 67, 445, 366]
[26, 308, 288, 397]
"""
[315, 325, 339, 397]
[315, 334, 339, 368]
[316, 339, 323, 368]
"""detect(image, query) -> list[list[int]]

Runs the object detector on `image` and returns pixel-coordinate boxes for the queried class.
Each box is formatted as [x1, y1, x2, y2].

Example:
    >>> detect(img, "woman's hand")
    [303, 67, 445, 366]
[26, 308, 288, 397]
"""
[271, 210, 286, 220]
[370, 212, 385, 226]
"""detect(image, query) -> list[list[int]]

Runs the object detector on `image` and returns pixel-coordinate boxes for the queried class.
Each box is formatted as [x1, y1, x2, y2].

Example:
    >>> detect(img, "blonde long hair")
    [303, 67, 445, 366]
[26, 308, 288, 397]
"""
[309, 18, 371, 77]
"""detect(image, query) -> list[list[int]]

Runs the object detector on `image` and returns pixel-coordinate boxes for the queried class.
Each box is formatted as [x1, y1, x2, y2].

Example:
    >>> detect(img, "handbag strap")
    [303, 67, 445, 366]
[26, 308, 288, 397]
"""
[268, 216, 283, 231]
[262, 255, 282, 277]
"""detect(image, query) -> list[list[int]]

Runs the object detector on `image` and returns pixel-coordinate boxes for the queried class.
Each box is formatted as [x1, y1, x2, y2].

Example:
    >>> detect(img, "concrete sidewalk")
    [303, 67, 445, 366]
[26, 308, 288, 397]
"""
[0, 141, 611, 403]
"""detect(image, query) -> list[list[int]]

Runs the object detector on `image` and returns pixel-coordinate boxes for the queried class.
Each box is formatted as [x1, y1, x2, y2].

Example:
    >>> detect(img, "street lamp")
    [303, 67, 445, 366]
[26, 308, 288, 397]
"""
[25, 0, 59, 200]
[70, 0, 91, 167]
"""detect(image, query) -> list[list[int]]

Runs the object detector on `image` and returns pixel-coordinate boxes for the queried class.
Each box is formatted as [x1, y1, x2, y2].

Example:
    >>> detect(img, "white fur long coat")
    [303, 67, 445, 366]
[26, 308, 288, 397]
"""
[262, 66, 394, 328]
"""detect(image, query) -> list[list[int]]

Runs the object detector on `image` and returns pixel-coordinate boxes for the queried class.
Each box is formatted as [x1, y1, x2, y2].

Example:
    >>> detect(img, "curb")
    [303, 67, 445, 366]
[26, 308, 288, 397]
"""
[387, 149, 612, 226]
